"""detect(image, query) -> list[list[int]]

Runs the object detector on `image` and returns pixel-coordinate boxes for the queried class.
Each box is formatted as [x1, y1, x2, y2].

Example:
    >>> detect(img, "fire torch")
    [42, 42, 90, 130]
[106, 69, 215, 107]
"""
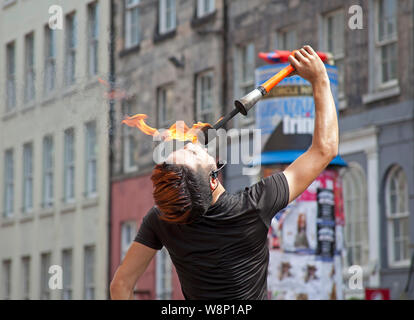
[198, 49, 330, 145]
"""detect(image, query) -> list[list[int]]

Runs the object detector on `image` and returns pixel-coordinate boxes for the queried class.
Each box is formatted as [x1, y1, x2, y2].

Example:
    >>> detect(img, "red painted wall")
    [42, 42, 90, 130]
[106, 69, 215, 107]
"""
[111, 173, 184, 300]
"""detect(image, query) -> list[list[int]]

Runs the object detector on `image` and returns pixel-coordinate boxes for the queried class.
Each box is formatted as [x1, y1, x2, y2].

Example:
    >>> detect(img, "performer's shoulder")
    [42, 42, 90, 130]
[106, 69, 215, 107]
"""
[147, 205, 161, 217]
[139, 206, 161, 222]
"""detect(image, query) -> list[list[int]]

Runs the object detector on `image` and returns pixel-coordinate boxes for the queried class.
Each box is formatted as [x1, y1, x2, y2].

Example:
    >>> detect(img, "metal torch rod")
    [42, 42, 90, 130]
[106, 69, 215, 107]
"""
[233, 63, 295, 116]
[214, 62, 296, 130]
[212, 108, 240, 130]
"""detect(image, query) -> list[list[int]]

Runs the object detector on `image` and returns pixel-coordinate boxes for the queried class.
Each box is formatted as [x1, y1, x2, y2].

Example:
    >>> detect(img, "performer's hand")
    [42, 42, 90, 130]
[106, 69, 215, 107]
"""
[288, 45, 328, 85]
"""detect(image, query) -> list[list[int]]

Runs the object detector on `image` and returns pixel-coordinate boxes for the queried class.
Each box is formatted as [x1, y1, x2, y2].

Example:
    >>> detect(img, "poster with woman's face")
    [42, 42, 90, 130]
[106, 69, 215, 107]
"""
[281, 201, 317, 253]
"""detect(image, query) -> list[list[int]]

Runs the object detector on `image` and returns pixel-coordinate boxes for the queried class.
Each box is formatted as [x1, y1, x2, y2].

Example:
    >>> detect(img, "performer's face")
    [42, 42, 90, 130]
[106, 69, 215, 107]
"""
[167, 142, 217, 172]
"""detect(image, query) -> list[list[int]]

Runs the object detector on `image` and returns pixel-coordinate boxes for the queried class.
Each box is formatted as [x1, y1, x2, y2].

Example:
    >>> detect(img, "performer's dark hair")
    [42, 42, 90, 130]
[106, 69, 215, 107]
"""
[151, 162, 212, 224]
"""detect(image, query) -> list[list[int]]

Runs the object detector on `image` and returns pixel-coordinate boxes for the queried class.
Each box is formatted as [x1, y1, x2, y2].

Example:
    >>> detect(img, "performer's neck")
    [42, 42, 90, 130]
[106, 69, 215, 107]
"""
[212, 183, 226, 205]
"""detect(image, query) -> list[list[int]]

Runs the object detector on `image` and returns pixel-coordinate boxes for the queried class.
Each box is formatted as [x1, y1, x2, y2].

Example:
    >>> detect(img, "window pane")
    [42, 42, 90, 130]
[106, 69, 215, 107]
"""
[165, 0, 175, 31]
[387, 167, 407, 217]
[354, 246, 361, 265]
[342, 165, 368, 266]
[49, 29, 56, 57]
[21, 257, 30, 299]
[378, 0, 396, 42]
[389, 176, 397, 214]
[84, 246, 95, 300]
[43, 137, 54, 206]
[393, 219, 400, 238]
[327, 16, 333, 52]
[382, 43, 397, 83]
[65, 13, 77, 85]
[397, 167, 406, 213]
[128, 7, 140, 47]
[394, 236, 401, 261]
[6, 42, 16, 110]
[45, 28, 56, 93]
[85, 122, 97, 195]
[62, 250, 72, 300]
[40, 253, 51, 300]
[402, 218, 409, 260]
[64, 130, 75, 201]
[88, 2, 99, 76]
[2, 260, 12, 300]
[4, 150, 14, 216]
[347, 247, 353, 266]
[25, 33, 35, 102]
[23, 144, 33, 211]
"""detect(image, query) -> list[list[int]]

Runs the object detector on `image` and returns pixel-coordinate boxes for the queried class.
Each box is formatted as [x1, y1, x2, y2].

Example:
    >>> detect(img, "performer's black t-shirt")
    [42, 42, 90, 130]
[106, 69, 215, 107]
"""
[134, 172, 290, 300]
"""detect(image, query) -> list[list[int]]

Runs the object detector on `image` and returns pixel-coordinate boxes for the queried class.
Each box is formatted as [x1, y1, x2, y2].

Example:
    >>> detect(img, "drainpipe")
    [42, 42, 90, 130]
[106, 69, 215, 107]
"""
[107, 0, 116, 300]
[221, 0, 229, 187]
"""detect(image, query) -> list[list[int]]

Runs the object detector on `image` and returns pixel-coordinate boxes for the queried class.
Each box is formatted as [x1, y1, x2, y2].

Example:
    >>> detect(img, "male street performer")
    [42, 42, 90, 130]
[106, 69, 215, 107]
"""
[110, 45, 339, 300]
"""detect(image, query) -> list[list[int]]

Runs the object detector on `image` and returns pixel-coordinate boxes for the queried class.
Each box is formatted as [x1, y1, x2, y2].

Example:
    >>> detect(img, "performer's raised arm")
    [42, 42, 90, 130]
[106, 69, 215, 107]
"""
[283, 45, 339, 203]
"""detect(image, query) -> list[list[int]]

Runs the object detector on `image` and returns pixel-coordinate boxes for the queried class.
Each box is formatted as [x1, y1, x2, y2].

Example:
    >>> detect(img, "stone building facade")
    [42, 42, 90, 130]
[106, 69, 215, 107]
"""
[0, 0, 111, 299]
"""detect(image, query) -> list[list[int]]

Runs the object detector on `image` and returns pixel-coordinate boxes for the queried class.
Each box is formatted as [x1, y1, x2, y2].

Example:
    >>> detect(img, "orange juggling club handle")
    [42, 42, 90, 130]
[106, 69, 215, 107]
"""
[233, 50, 298, 116]
[261, 64, 295, 92]
[261, 50, 298, 93]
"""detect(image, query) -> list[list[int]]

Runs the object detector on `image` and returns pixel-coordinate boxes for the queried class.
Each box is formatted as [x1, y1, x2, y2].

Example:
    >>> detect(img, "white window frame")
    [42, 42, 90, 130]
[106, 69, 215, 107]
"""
[125, 0, 141, 49]
[159, 0, 176, 34]
[85, 121, 97, 198]
[23, 143, 34, 214]
[40, 252, 51, 300]
[374, 0, 398, 89]
[6, 41, 16, 111]
[341, 163, 369, 267]
[64, 128, 75, 203]
[44, 26, 56, 95]
[196, 70, 215, 124]
[84, 246, 95, 300]
[234, 43, 256, 127]
[42, 136, 54, 208]
[121, 221, 137, 260]
[275, 27, 297, 51]
[88, 2, 99, 77]
[122, 101, 138, 173]
[21, 256, 30, 300]
[322, 9, 345, 101]
[62, 249, 73, 300]
[197, 0, 215, 18]
[157, 85, 174, 128]
[65, 12, 77, 86]
[156, 247, 172, 300]
[2, 259, 12, 300]
[3, 149, 14, 218]
[385, 165, 410, 268]
[24, 32, 36, 104]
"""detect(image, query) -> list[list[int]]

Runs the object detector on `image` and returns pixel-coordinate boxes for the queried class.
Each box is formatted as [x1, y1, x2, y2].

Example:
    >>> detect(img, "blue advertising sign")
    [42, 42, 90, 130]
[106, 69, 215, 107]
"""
[254, 63, 343, 166]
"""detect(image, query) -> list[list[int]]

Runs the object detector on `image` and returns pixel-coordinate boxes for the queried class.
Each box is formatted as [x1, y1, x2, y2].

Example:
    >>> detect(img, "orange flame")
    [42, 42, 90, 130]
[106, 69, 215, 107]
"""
[122, 113, 212, 143]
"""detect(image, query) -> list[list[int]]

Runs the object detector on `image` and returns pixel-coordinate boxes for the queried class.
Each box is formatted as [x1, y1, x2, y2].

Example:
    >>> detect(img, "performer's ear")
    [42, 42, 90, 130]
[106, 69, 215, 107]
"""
[209, 176, 218, 192]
